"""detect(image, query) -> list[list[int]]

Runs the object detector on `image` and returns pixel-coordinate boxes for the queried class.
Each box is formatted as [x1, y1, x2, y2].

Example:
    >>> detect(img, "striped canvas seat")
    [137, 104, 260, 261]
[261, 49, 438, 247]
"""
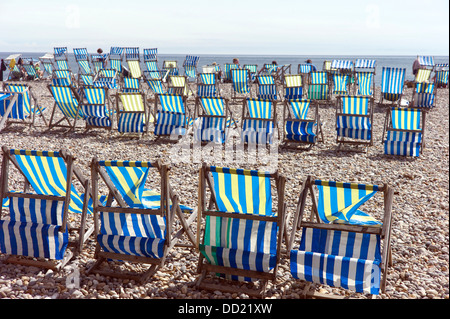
[144, 48, 158, 73]
[283, 74, 303, 100]
[146, 78, 166, 95]
[418, 55, 434, 68]
[336, 96, 373, 142]
[94, 69, 118, 89]
[243, 64, 258, 81]
[125, 47, 142, 79]
[231, 69, 251, 98]
[355, 72, 374, 96]
[355, 59, 376, 70]
[22, 63, 39, 80]
[183, 55, 200, 78]
[154, 94, 190, 137]
[162, 60, 179, 77]
[194, 97, 235, 143]
[288, 176, 394, 298]
[53, 70, 74, 86]
[332, 74, 350, 95]
[167, 75, 191, 97]
[257, 75, 278, 100]
[298, 64, 313, 74]
[73, 48, 92, 75]
[80, 74, 94, 86]
[241, 98, 275, 145]
[197, 166, 286, 294]
[117, 92, 148, 134]
[48, 84, 85, 131]
[308, 71, 329, 101]
[197, 74, 217, 97]
[223, 63, 239, 82]
[380, 67, 406, 104]
[284, 99, 318, 144]
[122, 77, 141, 93]
[435, 70, 448, 88]
[415, 69, 432, 83]
[109, 46, 124, 73]
[384, 107, 424, 157]
[412, 82, 435, 109]
[80, 86, 112, 129]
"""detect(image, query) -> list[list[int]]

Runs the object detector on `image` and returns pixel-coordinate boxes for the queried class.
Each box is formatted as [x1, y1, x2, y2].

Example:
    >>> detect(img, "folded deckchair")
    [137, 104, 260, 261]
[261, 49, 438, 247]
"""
[231, 68, 252, 101]
[196, 165, 287, 297]
[380, 67, 406, 106]
[154, 93, 191, 138]
[283, 74, 303, 100]
[108, 47, 124, 74]
[282, 99, 322, 149]
[54, 47, 71, 71]
[0, 147, 96, 270]
[125, 47, 142, 79]
[193, 96, 237, 144]
[241, 98, 277, 145]
[47, 84, 84, 132]
[288, 176, 394, 298]
[79, 85, 114, 131]
[308, 71, 329, 102]
[336, 95, 374, 151]
[411, 82, 436, 109]
[196, 73, 219, 98]
[0, 83, 47, 131]
[86, 159, 197, 283]
[382, 107, 426, 157]
[183, 55, 200, 79]
[256, 75, 279, 101]
[116, 92, 149, 136]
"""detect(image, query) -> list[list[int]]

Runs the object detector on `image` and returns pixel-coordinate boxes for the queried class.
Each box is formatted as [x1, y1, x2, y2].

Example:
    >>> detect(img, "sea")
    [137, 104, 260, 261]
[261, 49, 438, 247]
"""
[1, 52, 449, 86]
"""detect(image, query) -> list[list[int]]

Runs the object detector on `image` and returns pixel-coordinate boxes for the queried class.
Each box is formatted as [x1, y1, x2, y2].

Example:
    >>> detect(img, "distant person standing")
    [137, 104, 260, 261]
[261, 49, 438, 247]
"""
[96, 48, 107, 69]
[0, 59, 6, 81]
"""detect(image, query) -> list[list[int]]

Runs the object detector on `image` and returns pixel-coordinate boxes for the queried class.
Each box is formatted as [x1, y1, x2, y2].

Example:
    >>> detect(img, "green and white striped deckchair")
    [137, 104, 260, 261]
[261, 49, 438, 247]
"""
[116, 92, 150, 135]
[243, 64, 258, 81]
[197, 165, 287, 297]
[47, 84, 84, 132]
[0, 147, 96, 270]
[288, 176, 394, 298]
[87, 159, 196, 283]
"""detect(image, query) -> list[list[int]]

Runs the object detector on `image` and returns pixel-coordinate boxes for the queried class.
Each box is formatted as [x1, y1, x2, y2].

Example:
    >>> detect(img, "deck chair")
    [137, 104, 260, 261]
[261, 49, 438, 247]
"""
[154, 93, 192, 138]
[283, 74, 303, 100]
[183, 55, 200, 79]
[256, 75, 279, 101]
[121, 77, 141, 93]
[288, 176, 393, 298]
[382, 107, 425, 157]
[108, 47, 124, 74]
[47, 84, 84, 132]
[73, 48, 93, 77]
[86, 159, 197, 283]
[53, 70, 76, 87]
[116, 92, 149, 136]
[145, 77, 166, 98]
[5, 54, 23, 80]
[196, 165, 287, 297]
[0, 83, 47, 131]
[162, 60, 179, 78]
[125, 47, 142, 79]
[417, 55, 435, 70]
[39, 53, 55, 78]
[411, 82, 436, 109]
[0, 147, 96, 270]
[282, 99, 322, 149]
[243, 64, 258, 82]
[308, 71, 329, 102]
[336, 96, 374, 151]
[223, 63, 239, 82]
[380, 67, 406, 106]
[94, 69, 118, 89]
[231, 68, 252, 101]
[354, 59, 376, 97]
[434, 64, 449, 88]
[197, 73, 219, 98]
[167, 75, 193, 97]
[54, 47, 70, 71]
[241, 98, 277, 145]
[22, 61, 39, 81]
[79, 85, 114, 131]
[143, 48, 159, 74]
[193, 96, 237, 144]
[332, 73, 351, 96]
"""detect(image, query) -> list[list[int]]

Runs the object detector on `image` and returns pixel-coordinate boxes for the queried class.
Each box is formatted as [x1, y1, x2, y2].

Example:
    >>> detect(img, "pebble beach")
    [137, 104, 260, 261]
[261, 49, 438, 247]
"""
[0, 77, 448, 300]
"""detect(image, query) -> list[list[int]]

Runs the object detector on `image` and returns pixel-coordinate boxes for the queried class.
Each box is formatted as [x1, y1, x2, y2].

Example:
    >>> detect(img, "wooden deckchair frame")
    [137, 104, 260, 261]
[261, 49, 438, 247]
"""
[87, 158, 197, 283]
[115, 91, 150, 138]
[47, 84, 83, 133]
[288, 175, 394, 299]
[0, 147, 92, 270]
[153, 93, 192, 140]
[196, 164, 287, 297]
[79, 85, 114, 132]
[240, 98, 278, 145]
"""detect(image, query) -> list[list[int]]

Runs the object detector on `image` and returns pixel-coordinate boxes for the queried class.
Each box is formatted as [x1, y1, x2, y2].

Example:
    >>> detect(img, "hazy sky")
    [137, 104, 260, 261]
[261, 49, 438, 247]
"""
[1, 0, 448, 55]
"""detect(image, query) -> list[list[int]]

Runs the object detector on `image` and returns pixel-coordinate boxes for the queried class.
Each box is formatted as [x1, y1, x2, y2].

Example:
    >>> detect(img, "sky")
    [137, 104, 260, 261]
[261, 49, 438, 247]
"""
[0, 0, 448, 56]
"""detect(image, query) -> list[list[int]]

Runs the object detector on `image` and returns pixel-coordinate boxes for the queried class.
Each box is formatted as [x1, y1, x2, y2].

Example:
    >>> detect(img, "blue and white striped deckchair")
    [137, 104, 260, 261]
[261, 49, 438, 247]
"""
[197, 165, 286, 296]
[144, 48, 158, 74]
[125, 47, 142, 79]
[154, 93, 191, 137]
[380, 67, 406, 105]
[288, 176, 394, 298]
[231, 68, 252, 100]
[73, 48, 93, 76]
[418, 55, 435, 70]
[93, 69, 118, 89]
[412, 82, 436, 109]
[308, 71, 329, 101]
[47, 84, 84, 131]
[39, 53, 55, 77]
[243, 64, 258, 82]
[116, 92, 149, 135]
[241, 98, 276, 145]
[121, 77, 141, 93]
[1, 83, 47, 130]
[183, 55, 200, 79]
[109, 47, 124, 73]
[283, 74, 303, 100]
[256, 75, 278, 100]
[336, 96, 374, 150]
[193, 96, 236, 144]
[162, 60, 179, 77]
[80, 86, 113, 130]
[0, 148, 96, 269]
[354, 59, 376, 96]
[197, 73, 218, 97]
[355, 59, 377, 72]
[80, 74, 94, 86]
[22, 62, 39, 80]
[53, 47, 70, 71]
[332, 74, 350, 95]
[87, 159, 196, 282]
[383, 107, 425, 157]
[283, 99, 322, 147]
[146, 78, 166, 96]
[53, 70, 75, 87]
[223, 63, 239, 82]
[434, 65, 449, 88]
[298, 64, 313, 75]
[331, 60, 354, 73]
